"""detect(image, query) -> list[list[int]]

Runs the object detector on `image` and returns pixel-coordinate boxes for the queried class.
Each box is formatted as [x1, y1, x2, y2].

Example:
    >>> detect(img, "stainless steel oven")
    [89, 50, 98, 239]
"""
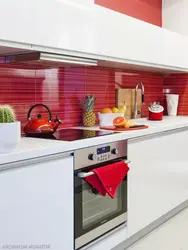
[74, 140, 128, 249]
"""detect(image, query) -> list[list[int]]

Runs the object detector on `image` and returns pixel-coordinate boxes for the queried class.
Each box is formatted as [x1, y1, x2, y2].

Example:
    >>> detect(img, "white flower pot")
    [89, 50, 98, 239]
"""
[0, 121, 21, 153]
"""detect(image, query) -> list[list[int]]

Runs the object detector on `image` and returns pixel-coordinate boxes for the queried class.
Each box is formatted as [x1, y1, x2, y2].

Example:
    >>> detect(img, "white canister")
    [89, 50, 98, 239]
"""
[166, 94, 179, 116]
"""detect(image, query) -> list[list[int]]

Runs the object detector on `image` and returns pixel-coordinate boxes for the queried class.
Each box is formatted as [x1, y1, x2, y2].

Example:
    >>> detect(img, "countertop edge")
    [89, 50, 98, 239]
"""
[0, 151, 73, 172]
[127, 126, 188, 143]
[112, 199, 188, 250]
[1, 117, 188, 166]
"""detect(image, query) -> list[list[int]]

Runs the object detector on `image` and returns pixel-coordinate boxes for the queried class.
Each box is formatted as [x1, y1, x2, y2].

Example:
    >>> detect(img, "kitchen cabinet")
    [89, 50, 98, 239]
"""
[0, 0, 97, 55]
[0, 42, 31, 55]
[0, 154, 74, 250]
[127, 129, 188, 237]
[126, 207, 188, 250]
[0, 0, 188, 72]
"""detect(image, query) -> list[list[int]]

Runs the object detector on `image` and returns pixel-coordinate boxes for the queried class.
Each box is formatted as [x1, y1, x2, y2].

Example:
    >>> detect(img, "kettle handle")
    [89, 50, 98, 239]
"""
[27, 104, 53, 121]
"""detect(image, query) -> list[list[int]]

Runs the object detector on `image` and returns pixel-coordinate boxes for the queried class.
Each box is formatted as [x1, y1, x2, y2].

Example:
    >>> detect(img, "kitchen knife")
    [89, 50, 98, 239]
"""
[129, 125, 146, 128]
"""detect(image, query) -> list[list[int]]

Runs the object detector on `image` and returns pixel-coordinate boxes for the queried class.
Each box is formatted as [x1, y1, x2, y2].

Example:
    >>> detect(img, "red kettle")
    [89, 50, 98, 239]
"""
[24, 104, 61, 136]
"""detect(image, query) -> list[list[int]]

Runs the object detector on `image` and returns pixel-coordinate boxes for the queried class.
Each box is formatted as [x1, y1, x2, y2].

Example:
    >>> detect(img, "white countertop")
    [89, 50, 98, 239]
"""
[0, 116, 188, 165]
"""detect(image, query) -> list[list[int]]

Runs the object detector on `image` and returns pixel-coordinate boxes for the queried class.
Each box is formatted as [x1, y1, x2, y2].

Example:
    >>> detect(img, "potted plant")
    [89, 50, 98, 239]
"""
[0, 105, 21, 153]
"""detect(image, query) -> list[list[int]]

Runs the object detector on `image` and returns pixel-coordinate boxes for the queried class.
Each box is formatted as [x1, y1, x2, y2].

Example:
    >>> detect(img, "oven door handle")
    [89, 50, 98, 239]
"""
[76, 160, 131, 178]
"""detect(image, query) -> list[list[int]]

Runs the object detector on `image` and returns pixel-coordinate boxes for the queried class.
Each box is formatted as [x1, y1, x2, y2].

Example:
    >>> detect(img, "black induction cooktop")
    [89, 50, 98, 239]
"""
[27, 129, 118, 141]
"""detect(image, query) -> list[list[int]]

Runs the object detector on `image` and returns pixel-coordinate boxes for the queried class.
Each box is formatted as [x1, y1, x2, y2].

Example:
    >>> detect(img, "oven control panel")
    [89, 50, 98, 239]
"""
[88, 152, 111, 162]
[88, 146, 119, 162]
[74, 140, 127, 170]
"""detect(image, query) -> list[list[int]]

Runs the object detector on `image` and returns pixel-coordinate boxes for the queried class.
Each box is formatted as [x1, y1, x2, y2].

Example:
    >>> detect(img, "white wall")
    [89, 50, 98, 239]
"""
[162, 0, 188, 36]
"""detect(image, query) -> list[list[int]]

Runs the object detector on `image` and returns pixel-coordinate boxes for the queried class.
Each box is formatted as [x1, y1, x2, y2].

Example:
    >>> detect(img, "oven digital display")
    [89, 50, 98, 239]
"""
[97, 146, 110, 155]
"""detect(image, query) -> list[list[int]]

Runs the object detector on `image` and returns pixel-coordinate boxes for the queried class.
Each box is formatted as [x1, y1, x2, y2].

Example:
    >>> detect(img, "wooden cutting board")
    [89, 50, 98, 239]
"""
[116, 88, 142, 119]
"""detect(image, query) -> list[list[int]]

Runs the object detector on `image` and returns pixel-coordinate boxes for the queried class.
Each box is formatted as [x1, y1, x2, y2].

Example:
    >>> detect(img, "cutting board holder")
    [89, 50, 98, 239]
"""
[116, 88, 142, 119]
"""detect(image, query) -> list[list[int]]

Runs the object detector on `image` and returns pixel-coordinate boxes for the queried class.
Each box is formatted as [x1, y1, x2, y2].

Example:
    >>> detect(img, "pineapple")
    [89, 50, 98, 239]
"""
[83, 95, 96, 127]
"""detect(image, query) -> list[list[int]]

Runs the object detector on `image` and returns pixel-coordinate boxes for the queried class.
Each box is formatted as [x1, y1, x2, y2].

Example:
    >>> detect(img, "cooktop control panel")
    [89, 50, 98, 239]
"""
[74, 140, 127, 170]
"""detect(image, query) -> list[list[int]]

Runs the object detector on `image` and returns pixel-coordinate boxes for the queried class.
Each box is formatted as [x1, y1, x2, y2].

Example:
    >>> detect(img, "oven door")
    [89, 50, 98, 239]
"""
[74, 159, 128, 249]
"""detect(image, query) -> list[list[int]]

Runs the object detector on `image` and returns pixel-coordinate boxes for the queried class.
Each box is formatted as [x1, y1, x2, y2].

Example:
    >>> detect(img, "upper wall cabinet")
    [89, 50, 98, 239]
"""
[0, 0, 188, 72]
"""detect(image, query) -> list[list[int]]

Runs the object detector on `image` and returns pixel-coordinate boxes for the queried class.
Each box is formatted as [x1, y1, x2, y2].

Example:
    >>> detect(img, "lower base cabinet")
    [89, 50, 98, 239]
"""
[0, 155, 74, 250]
[127, 129, 188, 237]
[127, 207, 188, 250]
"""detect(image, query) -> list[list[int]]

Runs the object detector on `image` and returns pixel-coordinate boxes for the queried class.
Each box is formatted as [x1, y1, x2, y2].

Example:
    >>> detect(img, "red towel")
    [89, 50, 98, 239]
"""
[85, 161, 129, 198]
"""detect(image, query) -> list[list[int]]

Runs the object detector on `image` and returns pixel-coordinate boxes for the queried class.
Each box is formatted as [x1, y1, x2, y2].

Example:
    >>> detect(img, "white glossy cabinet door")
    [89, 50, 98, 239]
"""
[1, 0, 188, 71]
[0, 155, 74, 250]
[127, 129, 188, 237]
[127, 207, 188, 250]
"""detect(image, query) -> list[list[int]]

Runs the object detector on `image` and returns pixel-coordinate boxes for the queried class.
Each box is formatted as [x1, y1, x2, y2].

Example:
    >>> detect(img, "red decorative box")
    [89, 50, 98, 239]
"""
[148, 103, 164, 121]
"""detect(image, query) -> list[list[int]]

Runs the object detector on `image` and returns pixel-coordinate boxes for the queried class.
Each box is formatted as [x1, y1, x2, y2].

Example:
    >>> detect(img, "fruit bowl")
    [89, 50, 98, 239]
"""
[98, 113, 124, 127]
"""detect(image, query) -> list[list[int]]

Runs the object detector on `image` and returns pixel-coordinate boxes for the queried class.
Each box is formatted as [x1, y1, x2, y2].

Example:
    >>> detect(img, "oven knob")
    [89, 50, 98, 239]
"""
[88, 154, 97, 161]
[111, 148, 119, 155]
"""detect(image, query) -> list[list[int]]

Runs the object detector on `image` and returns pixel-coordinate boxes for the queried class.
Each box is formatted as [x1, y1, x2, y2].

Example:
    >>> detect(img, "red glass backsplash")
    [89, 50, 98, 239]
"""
[95, 0, 162, 27]
[0, 64, 164, 130]
[163, 74, 188, 115]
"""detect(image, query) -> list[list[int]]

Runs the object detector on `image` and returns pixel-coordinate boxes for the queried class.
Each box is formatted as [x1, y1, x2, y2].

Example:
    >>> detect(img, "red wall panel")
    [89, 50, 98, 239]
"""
[0, 65, 163, 131]
[95, 0, 162, 27]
